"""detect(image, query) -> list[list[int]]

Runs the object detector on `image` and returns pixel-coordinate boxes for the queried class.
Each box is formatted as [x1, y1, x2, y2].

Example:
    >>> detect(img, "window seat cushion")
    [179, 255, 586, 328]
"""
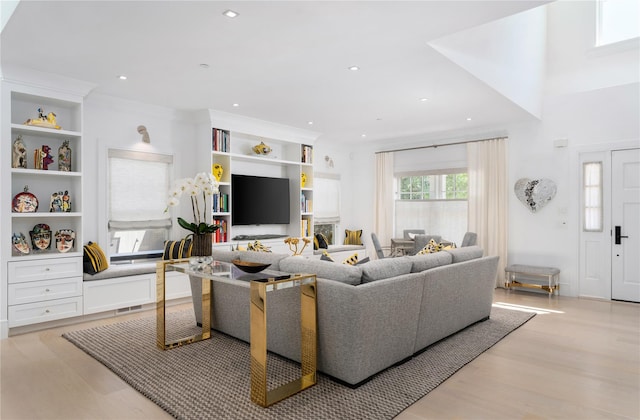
[313, 244, 365, 255]
[83, 261, 158, 281]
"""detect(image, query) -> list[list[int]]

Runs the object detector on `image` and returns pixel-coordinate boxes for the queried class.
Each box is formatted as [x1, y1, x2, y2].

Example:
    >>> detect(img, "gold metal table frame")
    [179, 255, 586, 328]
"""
[156, 259, 211, 350]
[157, 260, 317, 407]
[250, 274, 317, 407]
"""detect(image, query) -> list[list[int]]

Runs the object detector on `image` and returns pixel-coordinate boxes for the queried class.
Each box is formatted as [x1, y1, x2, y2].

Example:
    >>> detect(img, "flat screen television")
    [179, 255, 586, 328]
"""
[231, 174, 290, 225]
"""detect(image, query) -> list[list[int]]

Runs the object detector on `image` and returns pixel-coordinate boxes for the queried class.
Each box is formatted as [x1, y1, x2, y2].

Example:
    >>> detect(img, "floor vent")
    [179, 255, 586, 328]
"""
[116, 305, 143, 314]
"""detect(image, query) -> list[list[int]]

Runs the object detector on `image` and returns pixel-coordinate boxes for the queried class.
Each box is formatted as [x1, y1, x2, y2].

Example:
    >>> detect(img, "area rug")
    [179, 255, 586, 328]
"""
[63, 307, 534, 420]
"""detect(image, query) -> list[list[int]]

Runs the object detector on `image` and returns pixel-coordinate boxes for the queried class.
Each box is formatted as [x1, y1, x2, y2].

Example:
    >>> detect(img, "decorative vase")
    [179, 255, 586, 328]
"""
[190, 232, 213, 270]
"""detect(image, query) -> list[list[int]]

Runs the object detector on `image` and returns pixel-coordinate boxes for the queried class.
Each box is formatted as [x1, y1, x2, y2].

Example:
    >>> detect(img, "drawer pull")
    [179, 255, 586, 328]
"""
[45, 268, 51, 272]
[45, 309, 50, 314]
[45, 288, 51, 292]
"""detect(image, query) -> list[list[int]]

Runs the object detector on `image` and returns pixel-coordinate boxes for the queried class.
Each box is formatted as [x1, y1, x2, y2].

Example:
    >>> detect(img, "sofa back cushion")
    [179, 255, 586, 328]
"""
[406, 251, 452, 273]
[360, 257, 413, 283]
[279, 257, 362, 285]
[445, 246, 483, 263]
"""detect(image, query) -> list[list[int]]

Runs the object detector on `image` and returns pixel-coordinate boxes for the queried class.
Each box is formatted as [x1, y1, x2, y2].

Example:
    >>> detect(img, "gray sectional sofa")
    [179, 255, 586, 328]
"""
[188, 246, 498, 386]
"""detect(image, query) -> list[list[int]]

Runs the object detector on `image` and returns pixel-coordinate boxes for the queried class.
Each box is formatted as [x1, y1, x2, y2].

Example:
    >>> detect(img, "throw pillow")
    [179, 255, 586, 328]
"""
[315, 233, 329, 249]
[247, 240, 272, 252]
[320, 250, 335, 262]
[163, 237, 192, 260]
[344, 229, 363, 245]
[342, 253, 359, 265]
[417, 239, 441, 255]
[83, 241, 109, 274]
[313, 235, 319, 250]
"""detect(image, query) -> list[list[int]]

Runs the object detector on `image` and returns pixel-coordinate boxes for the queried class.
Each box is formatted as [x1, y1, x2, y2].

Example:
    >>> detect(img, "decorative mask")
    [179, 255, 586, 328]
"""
[212, 163, 224, 182]
[12, 232, 30, 255]
[30, 223, 52, 251]
[12, 135, 27, 169]
[55, 229, 75, 253]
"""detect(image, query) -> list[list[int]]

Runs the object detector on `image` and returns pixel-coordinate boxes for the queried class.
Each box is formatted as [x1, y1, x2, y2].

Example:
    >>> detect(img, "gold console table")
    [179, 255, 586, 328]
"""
[157, 259, 317, 407]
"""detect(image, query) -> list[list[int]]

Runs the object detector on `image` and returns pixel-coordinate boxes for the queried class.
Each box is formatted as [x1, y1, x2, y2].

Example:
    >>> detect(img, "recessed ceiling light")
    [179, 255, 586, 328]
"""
[223, 9, 239, 18]
[232, 103, 239, 107]
[117, 75, 127, 80]
[361, 134, 367, 138]
[199, 63, 210, 69]
[466, 117, 472, 121]
[420, 98, 428, 102]
[348, 66, 360, 71]
[307, 121, 314, 125]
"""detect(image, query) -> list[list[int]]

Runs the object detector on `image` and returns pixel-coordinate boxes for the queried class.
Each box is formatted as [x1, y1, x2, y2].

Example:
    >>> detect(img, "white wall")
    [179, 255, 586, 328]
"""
[82, 93, 200, 247]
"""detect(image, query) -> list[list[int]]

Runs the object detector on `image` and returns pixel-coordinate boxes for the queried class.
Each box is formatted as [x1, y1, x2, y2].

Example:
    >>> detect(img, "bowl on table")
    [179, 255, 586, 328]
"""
[231, 259, 271, 273]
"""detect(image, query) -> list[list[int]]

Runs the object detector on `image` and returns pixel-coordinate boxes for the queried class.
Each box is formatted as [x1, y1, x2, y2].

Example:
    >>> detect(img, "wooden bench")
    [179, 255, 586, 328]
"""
[505, 264, 560, 295]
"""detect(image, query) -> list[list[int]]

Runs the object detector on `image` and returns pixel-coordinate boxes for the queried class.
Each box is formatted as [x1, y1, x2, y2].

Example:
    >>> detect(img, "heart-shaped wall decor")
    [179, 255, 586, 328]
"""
[514, 178, 557, 213]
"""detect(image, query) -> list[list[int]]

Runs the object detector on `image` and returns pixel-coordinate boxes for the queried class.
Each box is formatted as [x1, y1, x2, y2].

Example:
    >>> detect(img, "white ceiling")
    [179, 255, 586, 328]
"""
[1, 1, 550, 144]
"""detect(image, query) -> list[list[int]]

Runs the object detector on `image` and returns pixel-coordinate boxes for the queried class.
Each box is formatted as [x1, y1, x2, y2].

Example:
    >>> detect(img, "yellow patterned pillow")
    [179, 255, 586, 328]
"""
[417, 239, 441, 255]
[342, 253, 359, 265]
[162, 237, 192, 260]
[344, 229, 363, 245]
[83, 242, 109, 274]
[247, 240, 272, 252]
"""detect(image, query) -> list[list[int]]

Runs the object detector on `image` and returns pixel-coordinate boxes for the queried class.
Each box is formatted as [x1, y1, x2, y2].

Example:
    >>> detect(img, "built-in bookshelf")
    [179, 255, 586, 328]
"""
[205, 110, 319, 253]
[2, 82, 85, 328]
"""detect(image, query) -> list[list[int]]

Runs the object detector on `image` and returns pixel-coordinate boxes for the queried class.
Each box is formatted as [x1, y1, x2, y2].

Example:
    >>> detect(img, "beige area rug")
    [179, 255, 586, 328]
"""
[63, 307, 534, 420]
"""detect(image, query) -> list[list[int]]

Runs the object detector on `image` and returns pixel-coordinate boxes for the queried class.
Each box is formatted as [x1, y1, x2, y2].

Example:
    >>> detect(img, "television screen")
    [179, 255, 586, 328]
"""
[231, 174, 290, 225]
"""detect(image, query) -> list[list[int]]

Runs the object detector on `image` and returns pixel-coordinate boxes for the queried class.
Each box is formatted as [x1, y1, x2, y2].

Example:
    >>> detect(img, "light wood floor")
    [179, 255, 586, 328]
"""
[1, 289, 638, 420]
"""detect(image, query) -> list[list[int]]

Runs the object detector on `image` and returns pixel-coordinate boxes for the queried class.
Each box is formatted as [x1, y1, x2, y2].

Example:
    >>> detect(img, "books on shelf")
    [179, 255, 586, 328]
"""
[212, 128, 230, 152]
[301, 144, 313, 164]
[212, 218, 228, 243]
[213, 192, 229, 213]
[301, 218, 311, 237]
[300, 192, 312, 213]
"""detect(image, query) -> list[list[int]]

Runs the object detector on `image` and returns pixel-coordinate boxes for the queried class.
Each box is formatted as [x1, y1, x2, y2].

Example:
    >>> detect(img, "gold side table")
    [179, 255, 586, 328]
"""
[250, 273, 317, 407]
[156, 259, 211, 350]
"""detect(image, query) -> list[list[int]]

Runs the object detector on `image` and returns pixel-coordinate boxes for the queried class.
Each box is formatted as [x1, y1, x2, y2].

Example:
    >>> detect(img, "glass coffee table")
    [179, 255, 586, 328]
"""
[156, 259, 317, 407]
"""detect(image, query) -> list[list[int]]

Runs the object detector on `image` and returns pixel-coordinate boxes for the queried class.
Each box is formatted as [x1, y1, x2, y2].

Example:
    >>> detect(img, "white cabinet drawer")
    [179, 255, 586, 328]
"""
[8, 277, 82, 305]
[83, 274, 155, 315]
[8, 257, 83, 283]
[8, 297, 83, 328]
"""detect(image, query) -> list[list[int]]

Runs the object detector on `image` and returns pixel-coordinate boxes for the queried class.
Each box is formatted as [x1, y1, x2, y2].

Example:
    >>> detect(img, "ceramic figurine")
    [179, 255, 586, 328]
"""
[12, 135, 27, 169]
[301, 172, 307, 188]
[34, 145, 54, 170]
[12, 232, 30, 255]
[12, 186, 38, 213]
[58, 140, 72, 171]
[24, 107, 61, 130]
[212, 163, 224, 182]
[30, 223, 52, 251]
[252, 141, 272, 155]
[55, 229, 75, 253]
[50, 190, 71, 212]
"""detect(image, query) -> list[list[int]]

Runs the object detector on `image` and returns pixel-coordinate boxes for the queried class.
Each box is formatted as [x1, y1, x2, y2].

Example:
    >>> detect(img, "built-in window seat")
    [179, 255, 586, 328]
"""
[312, 244, 367, 261]
[83, 260, 191, 315]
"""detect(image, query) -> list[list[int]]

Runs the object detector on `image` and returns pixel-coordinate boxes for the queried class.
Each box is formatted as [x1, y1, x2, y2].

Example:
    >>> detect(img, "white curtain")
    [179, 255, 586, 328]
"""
[467, 138, 508, 287]
[374, 152, 395, 247]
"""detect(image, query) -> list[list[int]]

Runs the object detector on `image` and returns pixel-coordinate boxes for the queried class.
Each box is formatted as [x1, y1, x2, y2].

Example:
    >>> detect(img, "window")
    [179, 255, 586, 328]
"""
[398, 172, 468, 200]
[396, 170, 468, 246]
[597, 0, 640, 46]
[108, 149, 173, 259]
[583, 162, 603, 232]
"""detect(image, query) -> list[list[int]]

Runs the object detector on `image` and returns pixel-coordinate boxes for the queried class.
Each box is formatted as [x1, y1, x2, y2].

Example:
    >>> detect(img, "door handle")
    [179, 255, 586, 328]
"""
[615, 226, 629, 245]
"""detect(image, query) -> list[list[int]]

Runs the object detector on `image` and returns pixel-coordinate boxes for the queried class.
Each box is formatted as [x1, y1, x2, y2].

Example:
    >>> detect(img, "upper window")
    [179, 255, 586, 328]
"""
[108, 149, 173, 260]
[398, 171, 468, 200]
[597, 0, 640, 46]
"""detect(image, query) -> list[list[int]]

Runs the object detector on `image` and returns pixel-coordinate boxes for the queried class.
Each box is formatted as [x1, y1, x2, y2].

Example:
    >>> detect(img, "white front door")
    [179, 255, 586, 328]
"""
[611, 148, 640, 302]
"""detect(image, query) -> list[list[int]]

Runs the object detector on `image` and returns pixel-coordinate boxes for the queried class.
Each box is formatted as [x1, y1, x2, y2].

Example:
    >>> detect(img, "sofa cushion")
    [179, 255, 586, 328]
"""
[406, 251, 453, 273]
[162, 237, 192, 260]
[445, 246, 483, 263]
[279, 256, 362, 285]
[361, 257, 413, 283]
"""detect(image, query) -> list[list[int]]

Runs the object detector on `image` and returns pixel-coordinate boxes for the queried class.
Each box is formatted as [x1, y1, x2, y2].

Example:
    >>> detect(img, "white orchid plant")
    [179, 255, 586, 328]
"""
[166, 172, 220, 235]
